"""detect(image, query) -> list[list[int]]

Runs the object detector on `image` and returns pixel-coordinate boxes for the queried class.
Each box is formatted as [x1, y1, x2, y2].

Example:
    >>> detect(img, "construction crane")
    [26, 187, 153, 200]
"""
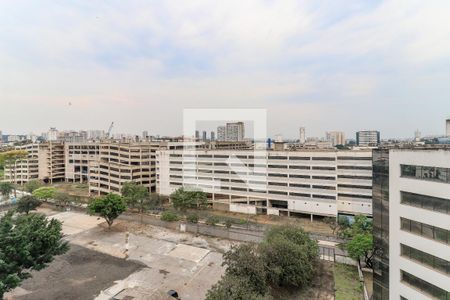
[106, 122, 114, 139]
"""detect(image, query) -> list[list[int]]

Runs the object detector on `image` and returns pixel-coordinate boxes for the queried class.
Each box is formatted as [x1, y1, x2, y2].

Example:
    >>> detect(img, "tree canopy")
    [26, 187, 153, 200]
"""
[0, 211, 69, 297]
[206, 224, 319, 299]
[32, 186, 56, 201]
[88, 193, 127, 228]
[342, 215, 374, 268]
[121, 182, 149, 213]
[0, 182, 13, 199]
[170, 187, 208, 211]
[16, 195, 41, 214]
[24, 180, 43, 193]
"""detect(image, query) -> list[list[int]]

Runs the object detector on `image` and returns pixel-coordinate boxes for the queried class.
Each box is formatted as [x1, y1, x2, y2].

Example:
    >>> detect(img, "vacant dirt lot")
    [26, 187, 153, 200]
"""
[6, 244, 144, 300]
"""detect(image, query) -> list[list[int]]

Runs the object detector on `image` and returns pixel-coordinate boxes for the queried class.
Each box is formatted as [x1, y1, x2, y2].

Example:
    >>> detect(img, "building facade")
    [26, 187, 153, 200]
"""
[3, 142, 65, 184]
[157, 149, 373, 218]
[373, 148, 450, 300]
[225, 122, 245, 141]
[326, 131, 346, 146]
[299, 127, 306, 144]
[357, 130, 380, 146]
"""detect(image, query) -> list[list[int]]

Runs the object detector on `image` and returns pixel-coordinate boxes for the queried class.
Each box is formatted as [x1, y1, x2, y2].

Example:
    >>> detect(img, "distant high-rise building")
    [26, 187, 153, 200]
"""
[226, 122, 245, 141]
[217, 126, 226, 141]
[299, 127, 306, 144]
[356, 130, 380, 146]
[414, 129, 421, 142]
[210, 131, 215, 141]
[326, 131, 345, 146]
[446, 119, 450, 137]
[274, 134, 283, 143]
[47, 127, 59, 141]
[195, 130, 200, 140]
[142, 131, 149, 140]
[202, 131, 207, 141]
[0, 130, 2, 145]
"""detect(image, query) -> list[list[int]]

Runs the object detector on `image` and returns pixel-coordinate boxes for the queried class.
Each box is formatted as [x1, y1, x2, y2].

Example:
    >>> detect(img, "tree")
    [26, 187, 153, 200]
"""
[87, 193, 127, 228]
[32, 186, 56, 202]
[346, 233, 374, 268]
[205, 274, 271, 300]
[0, 182, 13, 200]
[54, 192, 73, 208]
[16, 195, 41, 214]
[222, 244, 268, 295]
[260, 225, 319, 288]
[170, 187, 208, 211]
[24, 180, 43, 193]
[121, 182, 149, 213]
[341, 215, 375, 268]
[0, 211, 69, 297]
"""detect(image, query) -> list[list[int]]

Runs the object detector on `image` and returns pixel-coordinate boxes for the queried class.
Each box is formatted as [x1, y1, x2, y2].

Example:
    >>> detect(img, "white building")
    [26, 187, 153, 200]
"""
[217, 126, 226, 141]
[225, 122, 245, 141]
[356, 130, 380, 146]
[157, 149, 373, 218]
[326, 131, 346, 146]
[373, 147, 450, 300]
[299, 127, 306, 144]
[47, 127, 59, 141]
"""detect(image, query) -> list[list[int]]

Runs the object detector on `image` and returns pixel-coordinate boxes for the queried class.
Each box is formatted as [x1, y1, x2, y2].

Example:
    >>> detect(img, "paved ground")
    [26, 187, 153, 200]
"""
[6, 209, 234, 300]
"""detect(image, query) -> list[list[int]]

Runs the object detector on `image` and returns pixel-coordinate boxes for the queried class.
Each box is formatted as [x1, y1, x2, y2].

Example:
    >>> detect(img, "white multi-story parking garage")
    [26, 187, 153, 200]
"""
[157, 149, 373, 218]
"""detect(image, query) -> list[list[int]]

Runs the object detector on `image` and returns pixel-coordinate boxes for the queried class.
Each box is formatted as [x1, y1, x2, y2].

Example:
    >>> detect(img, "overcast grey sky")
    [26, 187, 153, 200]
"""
[1, 0, 450, 138]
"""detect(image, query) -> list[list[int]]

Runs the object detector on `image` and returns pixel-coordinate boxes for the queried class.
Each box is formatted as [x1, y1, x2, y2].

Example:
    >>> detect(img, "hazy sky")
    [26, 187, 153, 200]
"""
[1, 0, 450, 139]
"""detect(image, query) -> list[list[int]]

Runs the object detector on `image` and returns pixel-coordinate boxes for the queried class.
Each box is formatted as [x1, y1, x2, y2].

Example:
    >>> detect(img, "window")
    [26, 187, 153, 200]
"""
[401, 271, 449, 300]
[401, 191, 450, 215]
[401, 244, 450, 275]
[338, 165, 372, 170]
[401, 164, 450, 184]
[400, 217, 449, 245]
[312, 157, 335, 161]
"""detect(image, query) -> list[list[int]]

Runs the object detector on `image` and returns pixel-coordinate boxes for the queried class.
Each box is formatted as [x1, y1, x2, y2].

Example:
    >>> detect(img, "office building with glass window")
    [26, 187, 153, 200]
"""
[373, 147, 450, 300]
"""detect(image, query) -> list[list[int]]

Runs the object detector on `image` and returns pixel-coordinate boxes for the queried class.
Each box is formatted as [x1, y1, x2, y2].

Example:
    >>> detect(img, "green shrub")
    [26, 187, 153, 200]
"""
[187, 214, 199, 223]
[206, 216, 220, 226]
[161, 211, 179, 222]
[225, 219, 233, 228]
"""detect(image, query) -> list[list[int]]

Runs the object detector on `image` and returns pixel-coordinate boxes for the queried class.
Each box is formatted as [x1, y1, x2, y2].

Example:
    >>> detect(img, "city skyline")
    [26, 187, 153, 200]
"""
[1, 1, 450, 138]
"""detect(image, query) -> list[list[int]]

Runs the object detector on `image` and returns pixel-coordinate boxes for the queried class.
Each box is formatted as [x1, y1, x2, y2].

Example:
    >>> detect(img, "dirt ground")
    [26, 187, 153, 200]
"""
[6, 208, 233, 300]
[5, 244, 144, 300]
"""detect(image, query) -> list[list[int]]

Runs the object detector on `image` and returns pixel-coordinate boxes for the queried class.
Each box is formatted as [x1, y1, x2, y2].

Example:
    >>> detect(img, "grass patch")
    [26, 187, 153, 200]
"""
[334, 263, 363, 300]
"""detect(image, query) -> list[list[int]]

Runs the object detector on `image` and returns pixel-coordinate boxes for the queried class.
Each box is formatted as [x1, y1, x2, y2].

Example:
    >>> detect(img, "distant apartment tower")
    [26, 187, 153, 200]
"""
[326, 131, 345, 146]
[47, 127, 59, 141]
[195, 130, 200, 140]
[226, 122, 245, 141]
[356, 130, 380, 146]
[142, 131, 149, 140]
[299, 127, 306, 144]
[210, 131, 215, 141]
[202, 131, 207, 141]
[373, 147, 450, 300]
[217, 126, 226, 141]
[446, 119, 450, 137]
